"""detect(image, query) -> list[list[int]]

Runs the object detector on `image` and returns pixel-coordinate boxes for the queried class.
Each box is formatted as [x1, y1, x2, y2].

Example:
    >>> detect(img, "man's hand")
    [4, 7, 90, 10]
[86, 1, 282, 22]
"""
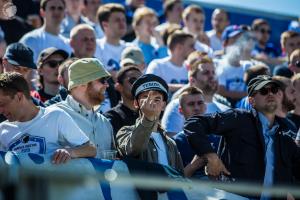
[52, 148, 72, 164]
[140, 91, 165, 121]
[204, 153, 230, 179]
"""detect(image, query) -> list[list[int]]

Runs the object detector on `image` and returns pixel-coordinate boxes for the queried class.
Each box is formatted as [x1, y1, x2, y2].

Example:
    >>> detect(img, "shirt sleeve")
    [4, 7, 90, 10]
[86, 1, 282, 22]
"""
[57, 110, 90, 147]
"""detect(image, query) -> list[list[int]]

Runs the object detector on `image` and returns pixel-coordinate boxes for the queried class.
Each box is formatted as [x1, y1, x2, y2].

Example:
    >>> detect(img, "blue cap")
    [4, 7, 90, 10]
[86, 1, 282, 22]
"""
[222, 25, 244, 41]
[3, 43, 37, 69]
[288, 21, 300, 33]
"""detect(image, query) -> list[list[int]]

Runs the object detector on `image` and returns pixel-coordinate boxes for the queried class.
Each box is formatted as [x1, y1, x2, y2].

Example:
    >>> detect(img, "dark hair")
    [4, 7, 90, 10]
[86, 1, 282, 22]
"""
[167, 30, 194, 50]
[244, 64, 270, 85]
[0, 72, 31, 99]
[252, 18, 269, 31]
[163, 0, 181, 16]
[40, 0, 65, 10]
[162, 24, 181, 46]
[117, 66, 140, 84]
[97, 3, 125, 29]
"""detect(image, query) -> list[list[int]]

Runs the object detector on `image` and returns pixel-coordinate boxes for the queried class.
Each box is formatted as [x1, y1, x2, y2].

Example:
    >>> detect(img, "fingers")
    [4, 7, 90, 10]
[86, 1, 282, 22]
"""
[52, 149, 71, 165]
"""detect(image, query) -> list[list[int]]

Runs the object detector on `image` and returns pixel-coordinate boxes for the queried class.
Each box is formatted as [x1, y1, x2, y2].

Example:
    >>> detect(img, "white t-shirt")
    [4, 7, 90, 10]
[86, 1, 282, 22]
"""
[194, 40, 214, 58]
[0, 107, 89, 154]
[217, 64, 246, 92]
[19, 27, 72, 63]
[206, 29, 223, 51]
[95, 37, 131, 71]
[146, 57, 188, 84]
[150, 132, 169, 166]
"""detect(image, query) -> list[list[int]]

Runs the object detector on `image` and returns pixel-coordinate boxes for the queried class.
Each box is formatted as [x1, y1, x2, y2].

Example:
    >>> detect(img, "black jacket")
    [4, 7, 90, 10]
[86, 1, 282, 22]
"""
[184, 109, 300, 187]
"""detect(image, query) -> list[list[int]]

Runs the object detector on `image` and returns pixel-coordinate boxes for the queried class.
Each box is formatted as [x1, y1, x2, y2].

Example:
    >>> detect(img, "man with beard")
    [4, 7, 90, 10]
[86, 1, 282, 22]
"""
[54, 58, 116, 159]
[162, 52, 230, 136]
[184, 75, 300, 199]
[272, 76, 298, 133]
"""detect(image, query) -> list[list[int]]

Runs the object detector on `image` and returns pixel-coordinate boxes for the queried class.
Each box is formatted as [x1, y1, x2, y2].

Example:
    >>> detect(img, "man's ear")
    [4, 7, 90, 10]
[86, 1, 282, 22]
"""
[248, 96, 255, 107]
[133, 99, 139, 109]
[57, 75, 64, 85]
[40, 8, 45, 18]
[178, 105, 183, 115]
[115, 82, 123, 93]
[16, 92, 24, 102]
[101, 21, 108, 31]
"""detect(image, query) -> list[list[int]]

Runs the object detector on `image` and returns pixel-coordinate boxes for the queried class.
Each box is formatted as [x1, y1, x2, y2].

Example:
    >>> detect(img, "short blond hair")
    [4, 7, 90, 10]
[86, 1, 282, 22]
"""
[280, 31, 300, 49]
[132, 7, 157, 29]
[182, 5, 204, 22]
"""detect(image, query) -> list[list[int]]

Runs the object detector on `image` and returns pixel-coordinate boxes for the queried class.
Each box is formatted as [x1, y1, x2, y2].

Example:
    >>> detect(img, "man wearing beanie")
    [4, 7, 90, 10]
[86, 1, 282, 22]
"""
[184, 75, 300, 199]
[116, 74, 203, 177]
[55, 58, 116, 159]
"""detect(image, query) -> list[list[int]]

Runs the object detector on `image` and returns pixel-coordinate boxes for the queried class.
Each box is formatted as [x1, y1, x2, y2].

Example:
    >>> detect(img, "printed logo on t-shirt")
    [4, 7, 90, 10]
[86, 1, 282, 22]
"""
[170, 79, 188, 84]
[107, 59, 120, 71]
[8, 133, 46, 154]
[225, 78, 245, 91]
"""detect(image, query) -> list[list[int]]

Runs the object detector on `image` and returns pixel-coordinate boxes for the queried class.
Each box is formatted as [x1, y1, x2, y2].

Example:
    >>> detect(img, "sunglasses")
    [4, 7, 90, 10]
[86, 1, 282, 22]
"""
[44, 60, 64, 68]
[292, 60, 300, 68]
[128, 77, 138, 85]
[259, 29, 272, 34]
[99, 77, 110, 84]
[258, 86, 279, 96]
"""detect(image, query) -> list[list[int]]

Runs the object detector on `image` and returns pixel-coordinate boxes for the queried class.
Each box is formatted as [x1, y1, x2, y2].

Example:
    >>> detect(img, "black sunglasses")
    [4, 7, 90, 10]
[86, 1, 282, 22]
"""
[258, 86, 279, 96]
[128, 77, 138, 85]
[44, 60, 64, 68]
[99, 77, 110, 84]
[259, 29, 272, 34]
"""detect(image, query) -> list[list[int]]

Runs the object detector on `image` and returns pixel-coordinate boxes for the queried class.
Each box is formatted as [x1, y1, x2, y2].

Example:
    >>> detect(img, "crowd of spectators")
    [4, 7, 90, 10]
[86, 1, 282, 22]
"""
[1, 0, 300, 199]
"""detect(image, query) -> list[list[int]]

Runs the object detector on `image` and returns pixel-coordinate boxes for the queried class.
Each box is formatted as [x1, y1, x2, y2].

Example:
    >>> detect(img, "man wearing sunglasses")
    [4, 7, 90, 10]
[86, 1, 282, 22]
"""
[184, 75, 300, 199]
[252, 19, 280, 61]
[104, 66, 142, 136]
[55, 58, 116, 159]
[32, 47, 68, 102]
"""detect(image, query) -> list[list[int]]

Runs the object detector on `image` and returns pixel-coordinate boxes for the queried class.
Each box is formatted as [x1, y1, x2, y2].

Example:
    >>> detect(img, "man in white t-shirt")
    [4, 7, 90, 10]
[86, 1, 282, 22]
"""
[206, 9, 230, 52]
[146, 30, 195, 92]
[55, 58, 116, 159]
[0, 72, 96, 164]
[19, 0, 72, 63]
[182, 5, 213, 56]
[94, 3, 130, 74]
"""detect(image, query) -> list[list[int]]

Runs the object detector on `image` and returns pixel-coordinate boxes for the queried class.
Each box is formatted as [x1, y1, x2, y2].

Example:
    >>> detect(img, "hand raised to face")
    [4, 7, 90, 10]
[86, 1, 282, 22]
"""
[139, 90, 165, 121]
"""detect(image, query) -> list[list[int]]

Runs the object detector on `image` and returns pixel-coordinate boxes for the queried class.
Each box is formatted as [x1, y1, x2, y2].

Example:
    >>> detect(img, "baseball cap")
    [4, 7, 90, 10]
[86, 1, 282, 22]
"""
[120, 46, 145, 67]
[222, 25, 244, 41]
[131, 74, 169, 101]
[68, 58, 111, 90]
[37, 47, 69, 67]
[3, 43, 37, 69]
[247, 75, 281, 97]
